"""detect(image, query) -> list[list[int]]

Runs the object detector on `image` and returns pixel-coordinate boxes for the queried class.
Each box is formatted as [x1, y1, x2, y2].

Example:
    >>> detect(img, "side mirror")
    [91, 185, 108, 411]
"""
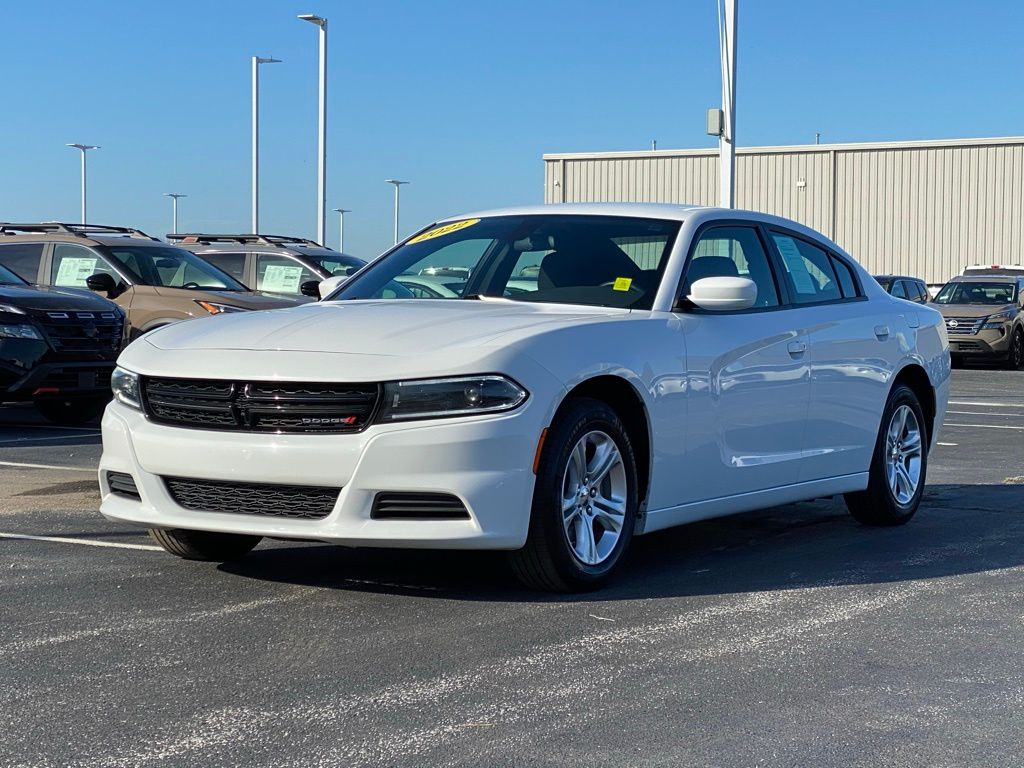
[687, 276, 757, 311]
[85, 272, 117, 297]
[316, 275, 348, 299]
[300, 280, 321, 298]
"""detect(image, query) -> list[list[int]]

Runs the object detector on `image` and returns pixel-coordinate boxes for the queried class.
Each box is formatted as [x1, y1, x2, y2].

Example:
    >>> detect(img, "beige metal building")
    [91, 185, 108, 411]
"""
[543, 136, 1024, 284]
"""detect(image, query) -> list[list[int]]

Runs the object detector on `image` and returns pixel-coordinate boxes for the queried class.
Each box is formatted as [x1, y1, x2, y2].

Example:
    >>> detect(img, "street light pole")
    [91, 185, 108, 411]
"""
[385, 180, 408, 245]
[252, 55, 282, 234]
[717, 0, 738, 208]
[164, 193, 187, 234]
[66, 143, 99, 223]
[298, 14, 328, 245]
[332, 208, 350, 252]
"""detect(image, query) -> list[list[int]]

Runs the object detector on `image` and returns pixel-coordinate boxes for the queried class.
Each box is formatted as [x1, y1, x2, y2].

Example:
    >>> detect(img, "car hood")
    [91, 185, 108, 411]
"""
[142, 299, 625, 355]
[0, 283, 117, 312]
[148, 287, 306, 309]
[933, 302, 1015, 318]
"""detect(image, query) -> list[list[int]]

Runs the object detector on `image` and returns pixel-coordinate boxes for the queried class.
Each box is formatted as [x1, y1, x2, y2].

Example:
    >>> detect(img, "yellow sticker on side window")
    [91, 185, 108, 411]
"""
[407, 218, 480, 244]
[612, 277, 633, 291]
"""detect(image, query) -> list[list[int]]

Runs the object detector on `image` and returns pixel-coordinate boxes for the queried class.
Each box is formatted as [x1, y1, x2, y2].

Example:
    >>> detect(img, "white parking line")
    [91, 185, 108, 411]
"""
[0, 433, 100, 445]
[948, 400, 1024, 408]
[944, 422, 1024, 431]
[0, 532, 161, 551]
[0, 460, 96, 473]
[947, 410, 1024, 417]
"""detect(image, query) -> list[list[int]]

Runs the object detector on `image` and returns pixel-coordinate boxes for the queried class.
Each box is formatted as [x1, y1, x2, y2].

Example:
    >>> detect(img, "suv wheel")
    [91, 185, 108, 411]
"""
[845, 384, 927, 526]
[509, 398, 638, 592]
[1004, 329, 1024, 370]
[149, 528, 262, 561]
[34, 396, 109, 426]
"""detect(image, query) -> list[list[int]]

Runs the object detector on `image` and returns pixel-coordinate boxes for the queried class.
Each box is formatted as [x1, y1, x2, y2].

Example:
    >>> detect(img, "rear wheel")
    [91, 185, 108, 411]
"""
[509, 398, 638, 592]
[149, 528, 262, 561]
[34, 396, 108, 426]
[845, 384, 927, 526]
[1003, 329, 1024, 370]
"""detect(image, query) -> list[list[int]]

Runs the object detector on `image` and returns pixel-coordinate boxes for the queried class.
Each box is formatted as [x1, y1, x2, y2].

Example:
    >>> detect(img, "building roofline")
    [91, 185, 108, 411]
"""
[543, 135, 1024, 161]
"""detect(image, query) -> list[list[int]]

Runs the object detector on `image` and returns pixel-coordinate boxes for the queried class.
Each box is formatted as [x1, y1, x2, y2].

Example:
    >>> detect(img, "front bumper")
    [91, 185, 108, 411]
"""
[947, 326, 1013, 357]
[98, 399, 544, 550]
[2, 359, 115, 401]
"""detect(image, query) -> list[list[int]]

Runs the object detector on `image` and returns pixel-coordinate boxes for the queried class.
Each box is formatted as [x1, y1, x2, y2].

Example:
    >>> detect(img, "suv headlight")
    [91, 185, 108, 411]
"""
[0, 323, 42, 340]
[111, 367, 141, 409]
[982, 309, 1017, 329]
[0, 303, 27, 315]
[379, 375, 527, 421]
[195, 301, 249, 315]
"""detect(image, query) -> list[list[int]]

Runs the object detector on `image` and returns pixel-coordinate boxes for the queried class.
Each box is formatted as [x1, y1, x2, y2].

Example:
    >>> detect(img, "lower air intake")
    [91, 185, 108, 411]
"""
[107, 472, 140, 500]
[371, 492, 470, 520]
[164, 477, 340, 520]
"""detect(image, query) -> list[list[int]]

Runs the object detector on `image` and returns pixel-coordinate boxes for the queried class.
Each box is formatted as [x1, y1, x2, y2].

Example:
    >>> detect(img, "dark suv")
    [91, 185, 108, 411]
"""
[874, 275, 930, 304]
[0, 262, 124, 424]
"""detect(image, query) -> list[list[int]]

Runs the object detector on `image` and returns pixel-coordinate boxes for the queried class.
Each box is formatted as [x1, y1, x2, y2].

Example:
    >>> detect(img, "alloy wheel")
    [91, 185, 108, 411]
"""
[885, 405, 923, 505]
[561, 430, 628, 565]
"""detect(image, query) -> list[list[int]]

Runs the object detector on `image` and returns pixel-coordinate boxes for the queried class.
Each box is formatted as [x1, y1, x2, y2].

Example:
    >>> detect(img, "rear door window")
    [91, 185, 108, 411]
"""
[254, 254, 320, 294]
[770, 233, 841, 304]
[201, 252, 248, 283]
[891, 280, 908, 299]
[0, 243, 44, 281]
[50, 244, 119, 288]
[830, 256, 859, 298]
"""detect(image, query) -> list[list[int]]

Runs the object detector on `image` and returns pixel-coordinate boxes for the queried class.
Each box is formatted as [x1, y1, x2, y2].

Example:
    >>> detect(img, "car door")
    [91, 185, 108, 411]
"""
[253, 253, 321, 296]
[766, 229, 898, 483]
[671, 223, 811, 504]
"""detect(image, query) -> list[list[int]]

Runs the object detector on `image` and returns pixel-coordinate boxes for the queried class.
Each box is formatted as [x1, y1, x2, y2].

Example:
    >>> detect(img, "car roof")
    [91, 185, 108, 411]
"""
[874, 275, 921, 281]
[947, 274, 1019, 283]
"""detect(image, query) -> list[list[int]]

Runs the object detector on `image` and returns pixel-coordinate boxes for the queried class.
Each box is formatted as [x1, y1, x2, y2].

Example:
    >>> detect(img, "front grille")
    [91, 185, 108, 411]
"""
[952, 341, 983, 352]
[371, 492, 470, 520]
[36, 311, 123, 353]
[944, 316, 985, 335]
[164, 476, 339, 519]
[107, 471, 140, 500]
[141, 377, 380, 433]
[39, 367, 112, 390]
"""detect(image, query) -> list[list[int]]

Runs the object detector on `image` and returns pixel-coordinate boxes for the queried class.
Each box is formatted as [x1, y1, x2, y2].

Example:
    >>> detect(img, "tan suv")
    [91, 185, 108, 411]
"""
[932, 274, 1024, 369]
[0, 223, 305, 338]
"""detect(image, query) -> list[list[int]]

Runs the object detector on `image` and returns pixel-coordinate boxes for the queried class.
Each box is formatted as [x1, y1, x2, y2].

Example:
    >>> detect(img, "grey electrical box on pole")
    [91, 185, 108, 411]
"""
[706, 108, 724, 137]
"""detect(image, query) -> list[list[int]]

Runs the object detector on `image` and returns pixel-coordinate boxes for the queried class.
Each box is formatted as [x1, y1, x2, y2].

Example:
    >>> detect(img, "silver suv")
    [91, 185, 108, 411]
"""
[168, 234, 365, 299]
[933, 274, 1024, 368]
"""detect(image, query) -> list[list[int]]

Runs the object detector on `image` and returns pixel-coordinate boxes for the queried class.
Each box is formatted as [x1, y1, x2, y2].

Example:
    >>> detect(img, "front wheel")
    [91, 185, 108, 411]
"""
[149, 528, 262, 561]
[509, 398, 638, 592]
[1003, 329, 1024, 370]
[844, 384, 927, 526]
[34, 396, 109, 425]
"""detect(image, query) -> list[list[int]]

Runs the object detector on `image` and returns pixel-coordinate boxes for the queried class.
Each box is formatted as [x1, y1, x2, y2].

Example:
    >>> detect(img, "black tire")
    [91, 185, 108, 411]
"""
[34, 396, 109, 426]
[149, 528, 262, 561]
[844, 383, 928, 527]
[509, 397, 639, 592]
[1003, 329, 1024, 370]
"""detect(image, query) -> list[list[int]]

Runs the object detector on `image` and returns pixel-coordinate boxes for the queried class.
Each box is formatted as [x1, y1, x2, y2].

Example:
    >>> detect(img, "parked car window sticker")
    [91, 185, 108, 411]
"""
[54, 256, 100, 287]
[613, 277, 633, 291]
[261, 264, 305, 293]
[773, 236, 817, 295]
[408, 218, 480, 244]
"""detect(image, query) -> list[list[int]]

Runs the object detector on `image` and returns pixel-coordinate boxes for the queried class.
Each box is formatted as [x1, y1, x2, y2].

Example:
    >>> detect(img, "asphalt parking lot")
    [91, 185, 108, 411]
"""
[1, 367, 1022, 768]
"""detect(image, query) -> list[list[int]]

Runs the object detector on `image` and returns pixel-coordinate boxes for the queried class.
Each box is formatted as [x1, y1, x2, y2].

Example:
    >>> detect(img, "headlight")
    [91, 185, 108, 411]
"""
[0, 303, 27, 315]
[195, 301, 249, 315]
[111, 367, 141, 409]
[0, 323, 42, 340]
[982, 309, 1016, 329]
[379, 375, 527, 421]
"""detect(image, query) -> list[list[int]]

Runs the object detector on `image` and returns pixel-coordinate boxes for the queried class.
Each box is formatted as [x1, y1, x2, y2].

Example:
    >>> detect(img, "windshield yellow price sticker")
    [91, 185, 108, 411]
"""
[613, 277, 633, 291]
[407, 218, 480, 244]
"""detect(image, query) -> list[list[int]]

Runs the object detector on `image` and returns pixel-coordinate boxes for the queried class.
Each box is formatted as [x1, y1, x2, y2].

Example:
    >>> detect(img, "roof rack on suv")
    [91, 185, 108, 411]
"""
[167, 233, 324, 247]
[0, 222, 158, 240]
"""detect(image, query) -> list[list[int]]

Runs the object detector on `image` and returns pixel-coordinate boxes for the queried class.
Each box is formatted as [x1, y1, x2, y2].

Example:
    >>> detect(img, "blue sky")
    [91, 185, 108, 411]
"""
[1, 0, 1021, 259]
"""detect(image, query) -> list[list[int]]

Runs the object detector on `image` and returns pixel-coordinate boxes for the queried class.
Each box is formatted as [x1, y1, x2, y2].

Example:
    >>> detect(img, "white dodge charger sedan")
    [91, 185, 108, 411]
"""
[100, 204, 950, 591]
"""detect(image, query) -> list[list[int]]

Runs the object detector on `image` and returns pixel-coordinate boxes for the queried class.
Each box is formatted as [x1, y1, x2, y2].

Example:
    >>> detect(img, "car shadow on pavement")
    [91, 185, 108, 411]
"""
[218, 483, 1024, 602]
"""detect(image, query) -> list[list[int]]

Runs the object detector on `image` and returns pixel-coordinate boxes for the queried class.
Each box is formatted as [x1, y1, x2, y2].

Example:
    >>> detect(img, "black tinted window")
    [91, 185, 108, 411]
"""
[0, 243, 44, 281]
[203, 252, 247, 282]
[830, 256, 858, 298]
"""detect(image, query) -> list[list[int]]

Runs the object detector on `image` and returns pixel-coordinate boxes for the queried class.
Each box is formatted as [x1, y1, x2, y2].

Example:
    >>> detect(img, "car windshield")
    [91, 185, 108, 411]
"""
[333, 214, 681, 310]
[934, 281, 1017, 305]
[105, 245, 246, 291]
[297, 249, 366, 277]
[0, 263, 26, 285]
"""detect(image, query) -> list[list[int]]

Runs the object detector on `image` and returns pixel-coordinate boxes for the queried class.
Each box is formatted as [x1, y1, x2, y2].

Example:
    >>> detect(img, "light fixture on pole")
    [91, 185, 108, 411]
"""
[66, 143, 100, 224]
[251, 55, 282, 234]
[298, 13, 328, 245]
[332, 208, 350, 252]
[163, 193, 187, 234]
[716, 0, 737, 208]
[385, 180, 408, 245]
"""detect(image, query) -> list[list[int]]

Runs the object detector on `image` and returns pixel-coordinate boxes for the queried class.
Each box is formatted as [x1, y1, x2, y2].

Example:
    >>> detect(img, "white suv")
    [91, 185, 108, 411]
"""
[100, 204, 950, 591]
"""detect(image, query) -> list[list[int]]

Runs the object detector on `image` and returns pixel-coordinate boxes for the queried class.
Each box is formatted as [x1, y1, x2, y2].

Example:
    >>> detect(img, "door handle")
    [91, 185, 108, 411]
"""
[787, 340, 807, 356]
[874, 325, 890, 340]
